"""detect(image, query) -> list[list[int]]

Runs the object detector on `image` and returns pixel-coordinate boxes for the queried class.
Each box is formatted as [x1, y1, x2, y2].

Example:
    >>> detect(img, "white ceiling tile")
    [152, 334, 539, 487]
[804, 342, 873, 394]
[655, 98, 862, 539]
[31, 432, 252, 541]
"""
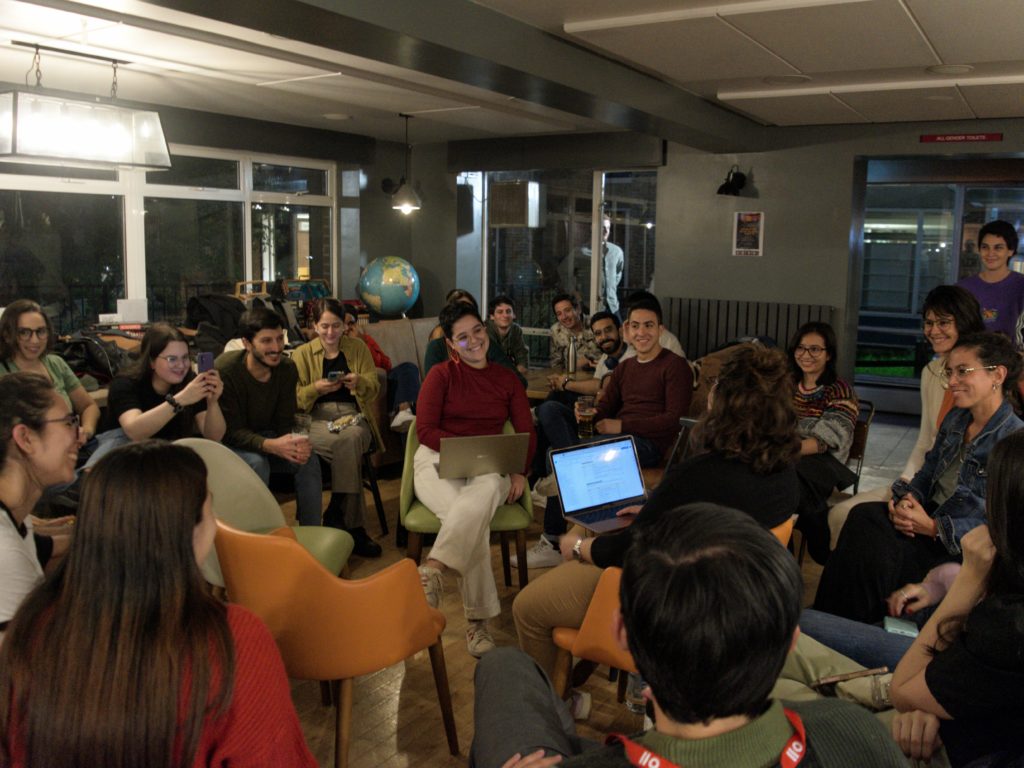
[837, 86, 975, 122]
[960, 84, 1024, 119]
[906, 0, 1024, 65]
[726, 0, 937, 73]
[574, 16, 797, 82]
[721, 93, 868, 125]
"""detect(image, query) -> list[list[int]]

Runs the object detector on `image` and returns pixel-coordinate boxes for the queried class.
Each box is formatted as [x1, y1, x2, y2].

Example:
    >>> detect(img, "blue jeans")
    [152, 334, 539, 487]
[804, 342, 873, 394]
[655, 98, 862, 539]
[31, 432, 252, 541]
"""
[387, 362, 421, 413]
[799, 609, 914, 671]
[233, 436, 323, 527]
[535, 401, 662, 537]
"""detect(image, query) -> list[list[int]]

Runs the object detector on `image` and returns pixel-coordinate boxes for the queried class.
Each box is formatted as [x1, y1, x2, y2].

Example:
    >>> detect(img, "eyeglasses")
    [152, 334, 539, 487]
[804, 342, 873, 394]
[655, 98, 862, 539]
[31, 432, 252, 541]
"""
[923, 318, 955, 331]
[16, 327, 48, 340]
[43, 413, 80, 429]
[795, 345, 826, 358]
[156, 354, 191, 366]
[942, 364, 999, 381]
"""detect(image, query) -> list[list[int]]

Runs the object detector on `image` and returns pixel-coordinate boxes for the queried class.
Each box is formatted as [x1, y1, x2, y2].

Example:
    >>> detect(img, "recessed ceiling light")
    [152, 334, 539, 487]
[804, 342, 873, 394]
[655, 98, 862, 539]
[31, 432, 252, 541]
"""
[927, 64, 974, 75]
[762, 75, 812, 85]
[323, 113, 350, 121]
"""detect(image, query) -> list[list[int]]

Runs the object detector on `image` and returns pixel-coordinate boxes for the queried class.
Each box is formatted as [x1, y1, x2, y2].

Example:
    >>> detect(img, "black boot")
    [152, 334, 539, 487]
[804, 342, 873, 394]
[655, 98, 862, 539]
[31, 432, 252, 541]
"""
[348, 526, 382, 558]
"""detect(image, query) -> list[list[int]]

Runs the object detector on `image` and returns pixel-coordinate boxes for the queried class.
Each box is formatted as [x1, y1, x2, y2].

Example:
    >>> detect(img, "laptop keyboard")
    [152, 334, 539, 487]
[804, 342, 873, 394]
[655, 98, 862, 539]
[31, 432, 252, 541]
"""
[574, 504, 630, 526]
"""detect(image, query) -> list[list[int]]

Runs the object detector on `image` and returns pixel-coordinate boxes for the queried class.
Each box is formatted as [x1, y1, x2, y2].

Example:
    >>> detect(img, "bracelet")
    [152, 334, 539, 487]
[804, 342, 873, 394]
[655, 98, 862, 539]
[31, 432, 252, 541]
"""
[572, 537, 584, 561]
[165, 394, 184, 414]
[563, 376, 570, 391]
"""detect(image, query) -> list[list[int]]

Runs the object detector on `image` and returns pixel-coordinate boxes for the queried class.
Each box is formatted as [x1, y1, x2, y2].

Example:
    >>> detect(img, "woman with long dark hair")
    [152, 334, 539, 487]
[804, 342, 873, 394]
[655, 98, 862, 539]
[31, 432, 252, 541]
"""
[0, 373, 79, 632]
[890, 429, 1024, 765]
[92, 324, 224, 462]
[514, 344, 801, 681]
[788, 320, 860, 564]
[815, 332, 1023, 625]
[0, 441, 316, 767]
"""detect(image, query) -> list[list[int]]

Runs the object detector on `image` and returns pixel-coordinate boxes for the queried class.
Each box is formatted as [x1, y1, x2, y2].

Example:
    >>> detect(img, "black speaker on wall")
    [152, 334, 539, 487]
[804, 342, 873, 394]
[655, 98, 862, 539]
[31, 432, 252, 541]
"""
[456, 183, 475, 236]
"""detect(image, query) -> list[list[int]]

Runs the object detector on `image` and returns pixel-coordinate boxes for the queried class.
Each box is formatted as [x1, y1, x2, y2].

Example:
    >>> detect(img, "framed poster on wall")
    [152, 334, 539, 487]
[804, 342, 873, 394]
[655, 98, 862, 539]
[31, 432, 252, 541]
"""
[733, 211, 764, 257]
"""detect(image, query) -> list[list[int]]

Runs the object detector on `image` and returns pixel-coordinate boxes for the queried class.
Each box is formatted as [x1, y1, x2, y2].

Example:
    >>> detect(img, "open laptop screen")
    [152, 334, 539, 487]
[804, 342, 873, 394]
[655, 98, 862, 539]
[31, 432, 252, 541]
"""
[551, 436, 646, 514]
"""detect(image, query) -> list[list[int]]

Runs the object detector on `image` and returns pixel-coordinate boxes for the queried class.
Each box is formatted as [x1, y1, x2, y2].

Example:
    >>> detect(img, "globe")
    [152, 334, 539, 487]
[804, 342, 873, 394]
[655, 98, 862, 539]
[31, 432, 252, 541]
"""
[357, 256, 421, 317]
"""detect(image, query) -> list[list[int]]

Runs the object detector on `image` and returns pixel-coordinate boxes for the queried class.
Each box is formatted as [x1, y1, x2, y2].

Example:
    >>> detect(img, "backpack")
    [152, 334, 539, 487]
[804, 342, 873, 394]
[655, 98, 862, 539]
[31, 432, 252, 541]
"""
[54, 332, 134, 385]
[186, 295, 245, 337]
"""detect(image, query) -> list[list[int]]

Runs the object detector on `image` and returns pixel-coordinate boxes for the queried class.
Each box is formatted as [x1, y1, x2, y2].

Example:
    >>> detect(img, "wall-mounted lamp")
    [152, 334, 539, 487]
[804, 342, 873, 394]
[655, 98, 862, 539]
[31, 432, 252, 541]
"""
[0, 44, 170, 170]
[716, 166, 747, 196]
[381, 113, 421, 215]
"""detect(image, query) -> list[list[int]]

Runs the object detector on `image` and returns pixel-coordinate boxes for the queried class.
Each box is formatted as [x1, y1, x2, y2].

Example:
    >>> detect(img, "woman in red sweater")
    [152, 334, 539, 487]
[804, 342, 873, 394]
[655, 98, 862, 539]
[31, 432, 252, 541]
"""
[0, 441, 316, 768]
[415, 302, 535, 658]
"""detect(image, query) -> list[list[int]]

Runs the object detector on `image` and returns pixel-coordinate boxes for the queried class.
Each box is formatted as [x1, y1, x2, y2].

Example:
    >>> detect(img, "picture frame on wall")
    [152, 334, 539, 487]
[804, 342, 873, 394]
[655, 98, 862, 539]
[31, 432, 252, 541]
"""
[733, 211, 764, 257]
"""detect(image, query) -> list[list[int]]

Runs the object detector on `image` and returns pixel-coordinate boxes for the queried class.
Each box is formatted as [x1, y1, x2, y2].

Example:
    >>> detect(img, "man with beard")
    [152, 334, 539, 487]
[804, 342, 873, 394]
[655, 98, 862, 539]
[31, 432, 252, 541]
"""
[216, 307, 323, 526]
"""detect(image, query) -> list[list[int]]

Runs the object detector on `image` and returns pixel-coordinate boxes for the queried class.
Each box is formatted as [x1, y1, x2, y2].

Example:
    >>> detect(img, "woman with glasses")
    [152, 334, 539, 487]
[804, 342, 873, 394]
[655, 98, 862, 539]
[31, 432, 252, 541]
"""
[292, 298, 382, 558]
[0, 441, 317, 767]
[0, 373, 79, 634]
[0, 299, 99, 448]
[788, 321, 860, 564]
[814, 331, 1023, 624]
[825, 287, 984, 552]
[90, 324, 224, 463]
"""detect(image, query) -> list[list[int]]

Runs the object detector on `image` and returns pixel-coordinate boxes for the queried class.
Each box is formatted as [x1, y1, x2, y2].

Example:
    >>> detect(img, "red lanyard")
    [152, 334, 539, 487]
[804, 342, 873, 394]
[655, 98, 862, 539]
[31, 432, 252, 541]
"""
[607, 707, 807, 768]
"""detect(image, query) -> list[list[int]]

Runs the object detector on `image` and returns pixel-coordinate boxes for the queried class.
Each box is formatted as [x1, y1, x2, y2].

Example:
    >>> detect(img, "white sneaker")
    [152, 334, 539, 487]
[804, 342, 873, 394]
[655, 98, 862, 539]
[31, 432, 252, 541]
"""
[568, 689, 592, 721]
[530, 488, 547, 509]
[534, 473, 559, 497]
[419, 565, 443, 609]
[466, 620, 496, 658]
[510, 537, 563, 569]
[390, 409, 415, 432]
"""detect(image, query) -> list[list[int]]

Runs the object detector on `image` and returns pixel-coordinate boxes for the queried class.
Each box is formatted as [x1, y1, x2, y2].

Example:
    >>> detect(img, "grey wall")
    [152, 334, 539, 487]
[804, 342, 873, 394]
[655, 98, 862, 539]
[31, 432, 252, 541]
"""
[655, 117, 1024, 377]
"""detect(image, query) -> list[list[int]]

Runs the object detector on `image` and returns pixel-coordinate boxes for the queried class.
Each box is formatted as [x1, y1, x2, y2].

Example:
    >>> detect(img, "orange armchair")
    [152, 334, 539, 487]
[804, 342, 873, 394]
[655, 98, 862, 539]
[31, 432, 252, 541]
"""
[550, 566, 637, 701]
[214, 521, 458, 768]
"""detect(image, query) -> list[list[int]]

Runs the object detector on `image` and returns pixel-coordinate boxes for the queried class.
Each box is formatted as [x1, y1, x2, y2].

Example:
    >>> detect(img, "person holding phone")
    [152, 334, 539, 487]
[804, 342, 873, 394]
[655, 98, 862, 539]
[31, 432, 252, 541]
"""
[90, 324, 224, 463]
[292, 298, 383, 558]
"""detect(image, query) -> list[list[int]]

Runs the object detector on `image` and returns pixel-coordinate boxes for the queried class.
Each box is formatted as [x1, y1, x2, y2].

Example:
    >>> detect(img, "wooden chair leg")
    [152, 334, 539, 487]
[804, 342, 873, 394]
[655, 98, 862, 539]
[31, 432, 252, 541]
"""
[551, 648, 573, 699]
[335, 678, 353, 768]
[500, 532, 512, 587]
[515, 529, 529, 589]
[320, 680, 333, 706]
[616, 669, 629, 703]
[428, 640, 460, 756]
[362, 453, 388, 535]
[408, 531, 423, 564]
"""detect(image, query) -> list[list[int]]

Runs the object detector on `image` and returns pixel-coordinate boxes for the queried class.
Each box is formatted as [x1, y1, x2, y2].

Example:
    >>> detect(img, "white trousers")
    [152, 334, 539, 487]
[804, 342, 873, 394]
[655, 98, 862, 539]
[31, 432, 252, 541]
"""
[413, 444, 510, 621]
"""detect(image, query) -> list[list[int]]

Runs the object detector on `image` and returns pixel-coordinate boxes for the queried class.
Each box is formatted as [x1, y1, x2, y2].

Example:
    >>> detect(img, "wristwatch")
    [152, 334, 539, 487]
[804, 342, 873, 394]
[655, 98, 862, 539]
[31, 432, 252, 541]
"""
[165, 394, 184, 414]
[562, 375, 571, 391]
[572, 537, 584, 562]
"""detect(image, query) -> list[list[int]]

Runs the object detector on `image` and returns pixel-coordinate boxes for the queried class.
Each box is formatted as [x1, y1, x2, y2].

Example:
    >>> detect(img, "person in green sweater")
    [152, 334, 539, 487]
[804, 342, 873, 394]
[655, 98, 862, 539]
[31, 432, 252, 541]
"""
[470, 504, 908, 768]
[215, 307, 322, 528]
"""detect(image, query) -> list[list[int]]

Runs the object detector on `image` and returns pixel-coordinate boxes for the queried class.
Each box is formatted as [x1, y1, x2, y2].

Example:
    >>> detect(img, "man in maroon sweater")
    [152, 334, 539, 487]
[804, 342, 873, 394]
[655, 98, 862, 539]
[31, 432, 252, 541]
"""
[521, 297, 693, 568]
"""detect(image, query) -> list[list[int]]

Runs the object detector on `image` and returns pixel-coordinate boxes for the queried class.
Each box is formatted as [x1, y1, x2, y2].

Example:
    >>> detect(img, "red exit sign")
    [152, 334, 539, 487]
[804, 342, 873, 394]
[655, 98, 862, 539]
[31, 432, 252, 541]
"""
[920, 133, 1003, 143]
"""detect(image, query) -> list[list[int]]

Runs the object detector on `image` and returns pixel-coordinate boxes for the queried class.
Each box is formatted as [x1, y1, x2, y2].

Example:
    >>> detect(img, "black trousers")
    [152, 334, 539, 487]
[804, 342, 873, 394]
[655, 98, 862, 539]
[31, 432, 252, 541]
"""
[813, 501, 954, 624]
[795, 453, 858, 565]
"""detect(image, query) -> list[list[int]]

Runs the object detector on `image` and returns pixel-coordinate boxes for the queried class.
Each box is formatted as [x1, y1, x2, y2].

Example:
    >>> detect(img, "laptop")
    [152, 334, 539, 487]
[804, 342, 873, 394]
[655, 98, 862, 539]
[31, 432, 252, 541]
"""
[438, 433, 531, 479]
[550, 435, 647, 533]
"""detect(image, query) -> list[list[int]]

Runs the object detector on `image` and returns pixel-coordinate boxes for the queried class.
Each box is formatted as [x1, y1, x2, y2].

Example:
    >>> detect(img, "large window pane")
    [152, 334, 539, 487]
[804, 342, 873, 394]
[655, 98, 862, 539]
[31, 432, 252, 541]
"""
[0, 190, 123, 332]
[601, 171, 657, 317]
[146, 155, 239, 188]
[251, 204, 331, 284]
[252, 163, 326, 195]
[857, 184, 955, 384]
[144, 198, 244, 324]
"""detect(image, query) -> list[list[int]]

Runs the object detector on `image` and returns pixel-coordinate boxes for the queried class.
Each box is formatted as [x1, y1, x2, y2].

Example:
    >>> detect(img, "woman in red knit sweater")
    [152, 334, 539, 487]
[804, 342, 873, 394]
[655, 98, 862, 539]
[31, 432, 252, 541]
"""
[414, 302, 536, 658]
[0, 441, 316, 768]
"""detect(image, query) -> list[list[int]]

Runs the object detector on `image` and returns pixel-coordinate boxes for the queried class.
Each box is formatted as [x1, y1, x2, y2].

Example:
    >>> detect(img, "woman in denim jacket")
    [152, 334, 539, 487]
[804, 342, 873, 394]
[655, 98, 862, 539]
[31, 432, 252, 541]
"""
[814, 332, 1023, 624]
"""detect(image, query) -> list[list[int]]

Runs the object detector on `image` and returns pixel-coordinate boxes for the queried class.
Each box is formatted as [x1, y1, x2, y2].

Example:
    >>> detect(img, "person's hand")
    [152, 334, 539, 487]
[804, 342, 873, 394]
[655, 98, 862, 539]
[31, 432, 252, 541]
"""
[342, 372, 360, 392]
[200, 370, 223, 402]
[960, 524, 996, 582]
[501, 750, 563, 768]
[595, 418, 622, 435]
[507, 473, 526, 504]
[891, 710, 942, 762]
[176, 373, 215, 406]
[547, 373, 563, 391]
[264, 434, 312, 464]
[559, 532, 583, 562]
[314, 377, 344, 395]
[889, 494, 935, 538]
[887, 583, 935, 617]
[615, 504, 642, 523]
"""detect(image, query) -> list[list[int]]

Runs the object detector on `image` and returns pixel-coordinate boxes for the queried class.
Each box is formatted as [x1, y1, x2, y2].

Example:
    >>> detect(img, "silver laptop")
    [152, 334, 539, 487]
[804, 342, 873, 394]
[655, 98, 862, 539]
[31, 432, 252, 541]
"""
[550, 435, 647, 532]
[438, 433, 531, 479]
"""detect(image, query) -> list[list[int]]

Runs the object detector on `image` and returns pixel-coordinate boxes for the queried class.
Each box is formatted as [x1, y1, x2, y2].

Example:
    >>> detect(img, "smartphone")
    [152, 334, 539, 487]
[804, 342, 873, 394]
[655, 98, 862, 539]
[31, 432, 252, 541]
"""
[197, 352, 214, 373]
[328, 371, 343, 382]
[883, 616, 919, 638]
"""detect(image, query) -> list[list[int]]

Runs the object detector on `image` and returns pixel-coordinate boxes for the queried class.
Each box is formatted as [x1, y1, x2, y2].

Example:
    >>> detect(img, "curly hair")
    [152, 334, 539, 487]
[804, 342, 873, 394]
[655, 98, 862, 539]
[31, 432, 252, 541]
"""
[690, 345, 800, 474]
[0, 299, 54, 363]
